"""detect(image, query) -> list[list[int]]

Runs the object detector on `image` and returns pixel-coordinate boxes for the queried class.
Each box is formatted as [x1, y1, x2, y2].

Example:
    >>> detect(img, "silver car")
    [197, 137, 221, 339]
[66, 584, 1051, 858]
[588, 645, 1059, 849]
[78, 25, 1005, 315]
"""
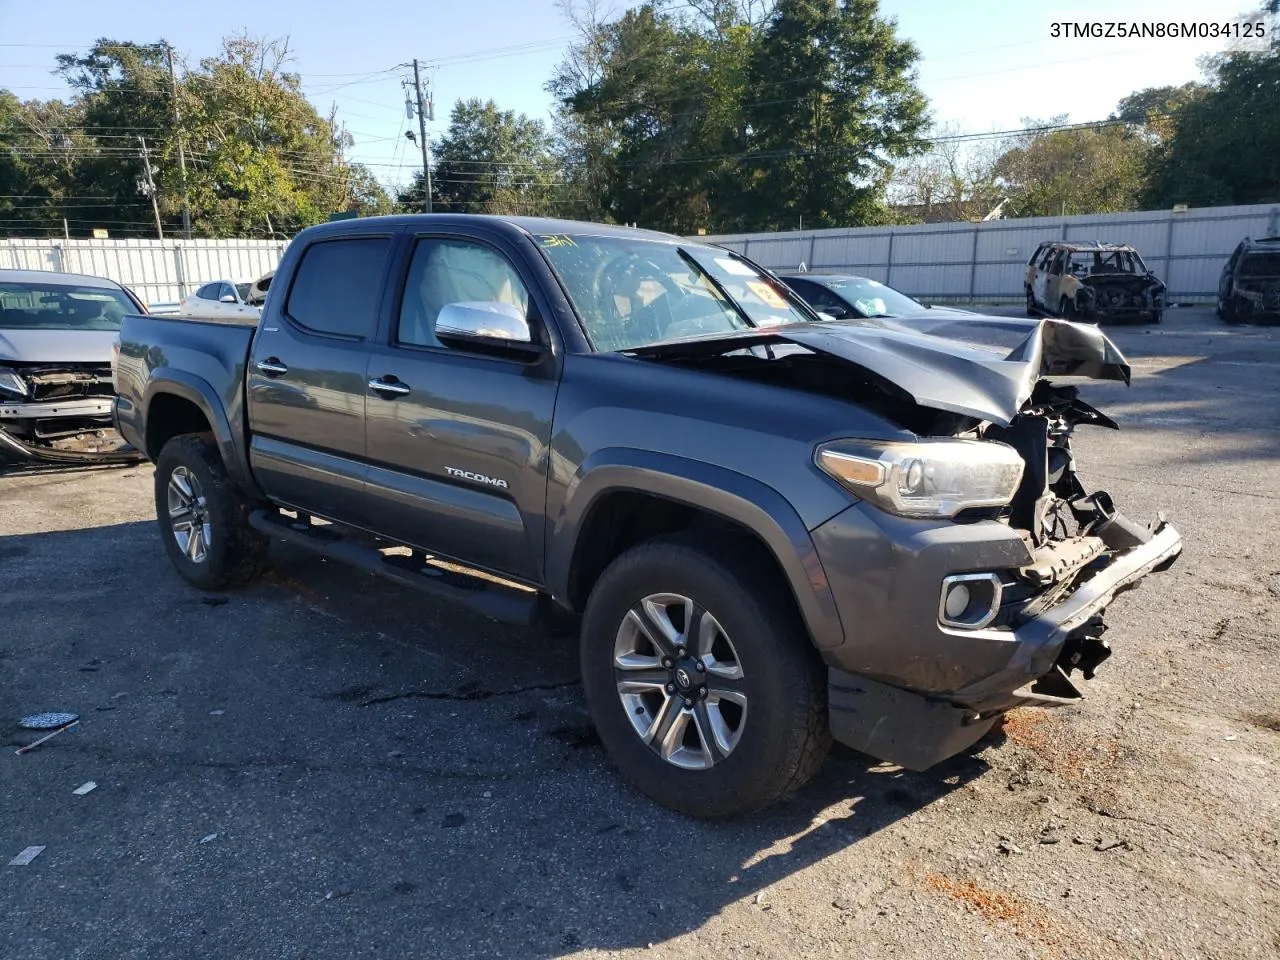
[0, 269, 145, 462]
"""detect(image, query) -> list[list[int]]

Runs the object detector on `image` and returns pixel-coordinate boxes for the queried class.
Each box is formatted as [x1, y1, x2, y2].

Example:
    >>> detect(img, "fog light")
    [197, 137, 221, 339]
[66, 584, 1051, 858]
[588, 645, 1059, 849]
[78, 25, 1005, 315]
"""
[938, 573, 1003, 630]
[943, 583, 970, 620]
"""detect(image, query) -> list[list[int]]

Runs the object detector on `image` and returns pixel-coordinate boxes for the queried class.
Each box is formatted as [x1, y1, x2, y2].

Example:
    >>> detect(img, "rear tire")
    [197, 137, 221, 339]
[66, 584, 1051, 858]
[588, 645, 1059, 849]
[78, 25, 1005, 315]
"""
[1024, 287, 1037, 317]
[153, 434, 268, 590]
[580, 536, 829, 818]
[1059, 296, 1077, 321]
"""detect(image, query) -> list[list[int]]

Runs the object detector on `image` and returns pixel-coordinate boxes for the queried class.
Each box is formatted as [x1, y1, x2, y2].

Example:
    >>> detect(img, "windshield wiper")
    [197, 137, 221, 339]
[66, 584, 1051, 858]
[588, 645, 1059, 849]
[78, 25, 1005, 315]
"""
[675, 247, 755, 330]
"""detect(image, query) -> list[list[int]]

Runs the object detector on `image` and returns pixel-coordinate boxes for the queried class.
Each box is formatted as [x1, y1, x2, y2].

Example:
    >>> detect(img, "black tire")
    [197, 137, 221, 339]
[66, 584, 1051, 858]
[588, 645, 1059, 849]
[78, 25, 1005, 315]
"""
[153, 434, 268, 590]
[1221, 297, 1243, 325]
[1150, 309, 1163, 324]
[580, 535, 830, 818]
[1024, 287, 1037, 317]
[1059, 296, 1076, 321]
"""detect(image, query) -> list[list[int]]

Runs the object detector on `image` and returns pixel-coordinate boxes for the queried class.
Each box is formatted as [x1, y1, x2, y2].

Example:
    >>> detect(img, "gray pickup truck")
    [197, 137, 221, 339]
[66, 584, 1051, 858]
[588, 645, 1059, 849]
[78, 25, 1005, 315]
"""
[114, 215, 1182, 817]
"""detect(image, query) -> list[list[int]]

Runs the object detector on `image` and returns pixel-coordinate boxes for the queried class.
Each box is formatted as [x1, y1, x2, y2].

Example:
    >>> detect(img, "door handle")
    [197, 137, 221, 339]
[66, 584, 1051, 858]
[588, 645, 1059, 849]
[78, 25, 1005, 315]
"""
[256, 358, 288, 376]
[368, 376, 410, 397]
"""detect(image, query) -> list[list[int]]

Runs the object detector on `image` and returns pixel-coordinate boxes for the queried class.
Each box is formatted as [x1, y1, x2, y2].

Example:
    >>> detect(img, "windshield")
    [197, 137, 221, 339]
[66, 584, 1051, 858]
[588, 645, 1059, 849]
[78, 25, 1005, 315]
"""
[1067, 249, 1144, 276]
[533, 233, 813, 351]
[1239, 252, 1280, 277]
[0, 282, 136, 331]
[821, 277, 925, 317]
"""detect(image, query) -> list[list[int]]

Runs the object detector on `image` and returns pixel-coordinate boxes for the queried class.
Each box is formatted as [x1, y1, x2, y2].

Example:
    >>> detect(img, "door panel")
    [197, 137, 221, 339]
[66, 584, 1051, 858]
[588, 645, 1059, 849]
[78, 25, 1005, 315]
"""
[362, 235, 558, 583]
[247, 235, 395, 524]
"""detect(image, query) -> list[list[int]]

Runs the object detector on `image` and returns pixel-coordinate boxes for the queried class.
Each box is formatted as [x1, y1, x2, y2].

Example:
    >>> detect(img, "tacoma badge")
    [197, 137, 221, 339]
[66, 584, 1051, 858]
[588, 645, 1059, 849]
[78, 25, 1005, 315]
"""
[445, 466, 509, 489]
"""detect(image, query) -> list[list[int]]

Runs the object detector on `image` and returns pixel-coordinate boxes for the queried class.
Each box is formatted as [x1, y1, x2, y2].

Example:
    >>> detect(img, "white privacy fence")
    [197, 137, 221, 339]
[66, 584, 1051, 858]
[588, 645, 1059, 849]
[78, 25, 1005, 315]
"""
[704, 202, 1280, 303]
[0, 238, 288, 309]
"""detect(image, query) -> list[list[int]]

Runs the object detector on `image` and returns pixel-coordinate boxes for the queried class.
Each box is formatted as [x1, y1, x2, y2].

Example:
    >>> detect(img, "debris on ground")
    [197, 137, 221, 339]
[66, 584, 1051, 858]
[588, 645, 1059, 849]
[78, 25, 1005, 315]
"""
[8, 846, 46, 866]
[199, 833, 218, 844]
[15, 712, 80, 755]
[72, 781, 97, 795]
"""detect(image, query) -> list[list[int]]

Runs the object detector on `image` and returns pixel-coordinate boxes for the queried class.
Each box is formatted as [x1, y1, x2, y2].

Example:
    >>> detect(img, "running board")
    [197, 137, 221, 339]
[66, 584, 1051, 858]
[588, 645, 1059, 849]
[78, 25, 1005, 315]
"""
[248, 509, 543, 626]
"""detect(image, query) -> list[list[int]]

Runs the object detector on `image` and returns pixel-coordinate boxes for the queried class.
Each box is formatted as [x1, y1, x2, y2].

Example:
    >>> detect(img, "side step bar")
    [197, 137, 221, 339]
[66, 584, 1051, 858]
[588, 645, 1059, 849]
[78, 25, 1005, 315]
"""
[248, 509, 543, 626]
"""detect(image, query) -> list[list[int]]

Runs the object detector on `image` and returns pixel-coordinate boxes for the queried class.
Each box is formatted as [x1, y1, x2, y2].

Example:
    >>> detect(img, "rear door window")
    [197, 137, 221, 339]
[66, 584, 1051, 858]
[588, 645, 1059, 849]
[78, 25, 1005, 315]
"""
[286, 237, 393, 339]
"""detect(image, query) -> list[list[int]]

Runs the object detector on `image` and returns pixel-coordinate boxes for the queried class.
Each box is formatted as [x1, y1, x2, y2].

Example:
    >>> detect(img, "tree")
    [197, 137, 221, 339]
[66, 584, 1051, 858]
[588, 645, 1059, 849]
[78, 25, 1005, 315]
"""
[1, 34, 390, 238]
[992, 118, 1150, 217]
[1141, 2, 1280, 208]
[549, 0, 927, 233]
[737, 0, 929, 231]
[0, 92, 93, 235]
[397, 98, 562, 216]
[888, 123, 1008, 222]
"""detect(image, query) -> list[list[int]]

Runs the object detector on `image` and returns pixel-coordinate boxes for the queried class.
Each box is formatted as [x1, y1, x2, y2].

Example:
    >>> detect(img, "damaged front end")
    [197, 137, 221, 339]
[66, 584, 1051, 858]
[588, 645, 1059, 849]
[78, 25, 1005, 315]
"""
[0, 361, 140, 463]
[1077, 274, 1165, 322]
[975, 379, 1180, 705]
[631, 315, 1182, 769]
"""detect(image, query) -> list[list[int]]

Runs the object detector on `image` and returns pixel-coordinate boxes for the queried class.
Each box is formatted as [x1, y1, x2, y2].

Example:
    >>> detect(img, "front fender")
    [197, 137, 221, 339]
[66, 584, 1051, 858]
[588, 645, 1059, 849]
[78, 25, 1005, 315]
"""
[137, 369, 257, 495]
[548, 448, 846, 650]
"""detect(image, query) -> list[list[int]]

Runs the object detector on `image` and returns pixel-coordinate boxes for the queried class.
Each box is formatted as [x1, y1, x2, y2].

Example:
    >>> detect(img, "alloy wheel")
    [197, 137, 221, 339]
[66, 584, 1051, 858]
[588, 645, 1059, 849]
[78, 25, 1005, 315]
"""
[167, 466, 212, 563]
[613, 593, 747, 770]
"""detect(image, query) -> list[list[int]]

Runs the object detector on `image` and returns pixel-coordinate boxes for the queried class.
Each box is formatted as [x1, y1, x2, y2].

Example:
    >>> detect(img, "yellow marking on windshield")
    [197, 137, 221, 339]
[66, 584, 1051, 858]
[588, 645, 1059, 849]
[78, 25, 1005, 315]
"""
[538, 234, 577, 248]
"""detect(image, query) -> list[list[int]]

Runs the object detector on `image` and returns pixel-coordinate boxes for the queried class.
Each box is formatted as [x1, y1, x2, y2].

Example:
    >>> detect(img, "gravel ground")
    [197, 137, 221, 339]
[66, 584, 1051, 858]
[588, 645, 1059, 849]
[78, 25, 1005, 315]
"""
[2, 307, 1277, 959]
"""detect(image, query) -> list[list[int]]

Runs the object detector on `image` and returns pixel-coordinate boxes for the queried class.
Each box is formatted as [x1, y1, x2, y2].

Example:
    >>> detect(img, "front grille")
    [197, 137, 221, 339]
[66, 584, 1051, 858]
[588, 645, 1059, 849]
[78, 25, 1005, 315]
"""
[15, 364, 114, 401]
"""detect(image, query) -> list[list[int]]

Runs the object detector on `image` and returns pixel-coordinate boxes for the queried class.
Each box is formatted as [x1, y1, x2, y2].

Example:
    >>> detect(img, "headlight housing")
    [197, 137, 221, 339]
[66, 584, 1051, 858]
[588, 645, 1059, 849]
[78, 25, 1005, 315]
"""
[816, 438, 1025, 519]
[0, 367, 29, 399]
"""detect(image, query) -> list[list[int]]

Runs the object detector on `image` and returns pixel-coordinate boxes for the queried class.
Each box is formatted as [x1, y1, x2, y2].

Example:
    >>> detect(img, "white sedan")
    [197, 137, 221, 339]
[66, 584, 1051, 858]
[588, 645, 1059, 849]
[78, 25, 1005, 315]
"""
[177, 280, 261, 322]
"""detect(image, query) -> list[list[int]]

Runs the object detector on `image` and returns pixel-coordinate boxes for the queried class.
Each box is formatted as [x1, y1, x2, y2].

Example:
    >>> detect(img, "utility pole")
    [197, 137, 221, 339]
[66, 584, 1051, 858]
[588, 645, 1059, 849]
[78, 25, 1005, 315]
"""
[411, 59, 433, 213]
[137, 135, 164, 239]
[166, 42, 192, 239]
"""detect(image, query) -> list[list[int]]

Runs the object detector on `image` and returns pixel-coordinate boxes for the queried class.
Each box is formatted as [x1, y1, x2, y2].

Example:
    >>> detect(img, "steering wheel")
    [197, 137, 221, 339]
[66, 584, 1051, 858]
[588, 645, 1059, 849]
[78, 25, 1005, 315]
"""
[593, 254, 684, 345]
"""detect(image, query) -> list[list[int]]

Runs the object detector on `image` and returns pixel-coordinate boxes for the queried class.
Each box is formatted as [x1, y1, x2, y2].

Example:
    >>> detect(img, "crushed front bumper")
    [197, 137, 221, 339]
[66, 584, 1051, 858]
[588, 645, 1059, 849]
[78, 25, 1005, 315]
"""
[818, 505, 1182, 770]
[0, 397, 142, 464]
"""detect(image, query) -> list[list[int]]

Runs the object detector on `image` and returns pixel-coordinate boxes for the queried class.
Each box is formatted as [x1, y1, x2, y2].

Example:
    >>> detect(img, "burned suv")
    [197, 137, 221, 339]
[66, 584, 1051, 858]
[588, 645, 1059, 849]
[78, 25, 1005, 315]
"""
[1026, 241, 1165, 324]
[1218, 236, 1280, 325]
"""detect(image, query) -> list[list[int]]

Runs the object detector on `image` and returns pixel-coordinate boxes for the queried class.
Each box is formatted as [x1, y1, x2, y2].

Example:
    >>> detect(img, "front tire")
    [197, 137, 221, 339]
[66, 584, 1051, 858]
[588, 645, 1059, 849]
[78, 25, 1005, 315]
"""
[580, 536, 830, 818]
[154, 434, 268, 590]
[1025, 287, 1037, 317]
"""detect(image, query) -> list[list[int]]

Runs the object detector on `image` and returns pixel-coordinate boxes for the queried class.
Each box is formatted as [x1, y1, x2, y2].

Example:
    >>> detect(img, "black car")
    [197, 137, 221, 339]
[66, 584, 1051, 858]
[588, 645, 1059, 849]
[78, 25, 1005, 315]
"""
[777, 272, 976, 321]
[1218, 236, 1280, 324]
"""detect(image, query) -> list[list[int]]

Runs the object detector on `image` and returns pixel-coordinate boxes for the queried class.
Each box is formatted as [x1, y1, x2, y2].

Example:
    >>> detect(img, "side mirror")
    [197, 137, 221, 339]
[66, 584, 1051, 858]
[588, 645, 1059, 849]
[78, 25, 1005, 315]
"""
[436, 301, 533, 343]
[219, 294, 236, 303]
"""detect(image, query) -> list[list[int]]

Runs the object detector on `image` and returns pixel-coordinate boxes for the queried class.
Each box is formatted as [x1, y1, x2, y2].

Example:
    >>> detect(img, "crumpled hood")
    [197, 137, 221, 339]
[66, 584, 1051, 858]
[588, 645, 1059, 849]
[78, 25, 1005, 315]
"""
[0, 328, 118, 364]
[629, 315, 1130, 426]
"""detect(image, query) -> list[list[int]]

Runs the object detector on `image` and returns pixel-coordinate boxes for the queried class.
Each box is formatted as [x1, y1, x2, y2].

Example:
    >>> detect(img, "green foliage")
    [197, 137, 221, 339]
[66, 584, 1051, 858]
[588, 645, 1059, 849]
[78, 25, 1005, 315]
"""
[397, 98, 561, 216]
[994, 118, 1150, 218]
[1, 34, 390, 238]
[1141, 49, 1280, 208]
[549, 0, 928, 233]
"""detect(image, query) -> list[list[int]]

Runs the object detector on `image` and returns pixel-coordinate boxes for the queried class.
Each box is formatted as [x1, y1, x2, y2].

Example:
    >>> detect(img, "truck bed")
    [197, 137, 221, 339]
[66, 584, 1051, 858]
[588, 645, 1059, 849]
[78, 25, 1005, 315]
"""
[114, 313, 258, 462]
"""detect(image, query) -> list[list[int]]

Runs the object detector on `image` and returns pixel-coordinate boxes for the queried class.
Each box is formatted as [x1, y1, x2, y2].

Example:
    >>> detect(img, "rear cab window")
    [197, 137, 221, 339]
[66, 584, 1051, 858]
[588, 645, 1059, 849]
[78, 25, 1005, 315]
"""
[285, 237, 393, 339]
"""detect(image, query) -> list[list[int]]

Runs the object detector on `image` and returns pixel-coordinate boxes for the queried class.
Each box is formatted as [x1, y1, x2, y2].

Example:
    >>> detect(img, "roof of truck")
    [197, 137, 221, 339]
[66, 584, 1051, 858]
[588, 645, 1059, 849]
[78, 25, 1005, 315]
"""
[302, 213, 683, 244]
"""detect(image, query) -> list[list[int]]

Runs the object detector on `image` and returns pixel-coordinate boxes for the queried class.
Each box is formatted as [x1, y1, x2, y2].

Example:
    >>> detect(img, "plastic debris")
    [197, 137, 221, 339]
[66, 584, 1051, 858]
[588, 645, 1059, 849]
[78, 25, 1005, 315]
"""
[8, 846, 45, 866]
[15, 714, 80, 755]
[72, 781, 97, 796]
[200, 833, 218, 844]
[18, 712, 78, 730]
[209, 710, 225, 716]
[1224, 734, 1238, 741]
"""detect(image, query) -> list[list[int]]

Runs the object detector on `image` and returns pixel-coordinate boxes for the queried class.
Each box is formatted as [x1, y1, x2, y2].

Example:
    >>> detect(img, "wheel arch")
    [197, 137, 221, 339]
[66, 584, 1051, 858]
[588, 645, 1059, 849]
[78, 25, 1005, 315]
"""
[548, 450, 845, 650]
[142, 370, 257, 494]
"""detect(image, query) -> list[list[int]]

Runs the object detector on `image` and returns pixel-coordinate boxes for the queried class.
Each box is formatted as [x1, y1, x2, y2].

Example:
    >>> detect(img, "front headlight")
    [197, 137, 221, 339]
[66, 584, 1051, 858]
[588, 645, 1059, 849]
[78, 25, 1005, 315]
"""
[816, 438, 1025, 518]
[0, 367, 29, 398]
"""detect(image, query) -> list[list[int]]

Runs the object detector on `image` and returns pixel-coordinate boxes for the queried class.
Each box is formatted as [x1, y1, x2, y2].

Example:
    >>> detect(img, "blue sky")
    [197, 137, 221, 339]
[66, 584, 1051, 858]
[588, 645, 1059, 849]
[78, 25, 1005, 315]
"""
[0, 0, 1260, 192]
